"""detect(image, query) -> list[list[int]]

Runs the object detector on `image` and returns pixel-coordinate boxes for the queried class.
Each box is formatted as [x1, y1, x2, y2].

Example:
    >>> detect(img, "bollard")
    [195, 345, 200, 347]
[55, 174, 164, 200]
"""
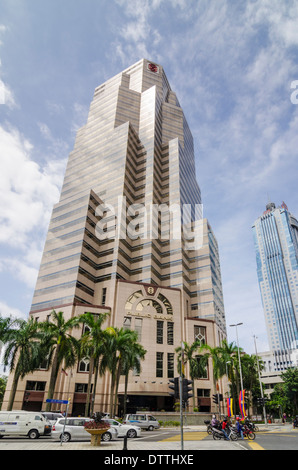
[123, 435, 128, 450]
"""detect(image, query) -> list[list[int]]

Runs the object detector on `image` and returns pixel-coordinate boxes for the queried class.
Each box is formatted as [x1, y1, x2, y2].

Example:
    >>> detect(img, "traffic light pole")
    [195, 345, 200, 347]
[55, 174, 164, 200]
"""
[180, 341, 185, 450]
[179, 375, 184, 451]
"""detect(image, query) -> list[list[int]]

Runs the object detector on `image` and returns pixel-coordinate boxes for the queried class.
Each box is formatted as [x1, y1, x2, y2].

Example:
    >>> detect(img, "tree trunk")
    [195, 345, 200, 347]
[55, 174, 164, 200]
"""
[85, 356, 94, 417]
[123, 372, 129, 418]
[109, 374, 115, 417]
[192, 379, 196, 410]
[90, 358, 99, 416]
[46, 346, 60, 411]
[7, 369, 20, 411]
[113, 362, 121, 417]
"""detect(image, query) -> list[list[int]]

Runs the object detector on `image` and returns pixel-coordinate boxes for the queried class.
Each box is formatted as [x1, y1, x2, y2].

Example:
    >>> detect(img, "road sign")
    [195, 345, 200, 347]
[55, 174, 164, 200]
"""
[46, 399, 69, 404]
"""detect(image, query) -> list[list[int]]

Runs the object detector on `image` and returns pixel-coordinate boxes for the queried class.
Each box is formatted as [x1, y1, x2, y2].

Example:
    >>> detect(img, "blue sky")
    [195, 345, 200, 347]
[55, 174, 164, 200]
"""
[1, 0, 298, 355]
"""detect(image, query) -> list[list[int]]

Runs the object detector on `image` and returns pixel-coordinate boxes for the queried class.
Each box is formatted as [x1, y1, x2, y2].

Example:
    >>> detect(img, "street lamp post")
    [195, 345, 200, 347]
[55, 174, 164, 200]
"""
[226, 360, 231, 417]
[253, 335, 268, 426]
[230, 323, 244, 415]
[226, 361, 231, 398]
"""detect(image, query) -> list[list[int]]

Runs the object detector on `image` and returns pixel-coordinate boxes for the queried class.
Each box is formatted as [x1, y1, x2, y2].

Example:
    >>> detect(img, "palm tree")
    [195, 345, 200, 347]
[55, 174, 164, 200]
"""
[0, 314, 17, 343]
[3, 317, 43, 410]
[217, 339, 239, 411]
[199, 343, 227, 414]
[38, 310, 81, 411]
[79, 311, 109, 416]
[99, 327, 145, 417]
[242, 353, 262, 416]
[112, 329, 141, 417]
[121, 340, 146, 418]
[175, 340, 203, 409]
[99, 327, 119, 417]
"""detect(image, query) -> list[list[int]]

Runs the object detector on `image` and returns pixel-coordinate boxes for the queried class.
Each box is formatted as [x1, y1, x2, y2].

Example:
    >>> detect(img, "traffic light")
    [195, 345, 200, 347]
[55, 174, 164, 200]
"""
[219, 394, 223, 402]
[212, 394, 219, 404]
[182, 378, 193, 403]
[257, 397, 269, 406]
[168, 377, 179, 399]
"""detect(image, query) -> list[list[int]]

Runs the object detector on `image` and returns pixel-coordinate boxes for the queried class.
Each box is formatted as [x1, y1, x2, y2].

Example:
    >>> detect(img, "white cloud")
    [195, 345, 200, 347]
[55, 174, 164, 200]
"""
[247, 0, 298, 47]
[0, 123, 67, 301]
[0, 124, 65, 248]
[2, 258, 38, 289]
[0, 24, 15, 108]
[0, 79, 16, 108]
[71, 102, 89, 135]
[113, 0, 164, 64]
[0, 300, 27, 321]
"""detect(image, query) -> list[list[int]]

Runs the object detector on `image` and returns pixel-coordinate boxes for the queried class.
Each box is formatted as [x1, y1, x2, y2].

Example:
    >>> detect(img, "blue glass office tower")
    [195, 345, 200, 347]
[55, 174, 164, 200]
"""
[252, 202, 298, 352]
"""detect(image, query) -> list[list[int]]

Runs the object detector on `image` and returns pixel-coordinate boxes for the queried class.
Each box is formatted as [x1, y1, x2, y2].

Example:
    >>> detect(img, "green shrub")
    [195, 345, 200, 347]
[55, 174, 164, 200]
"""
[160, 420, 180, 427]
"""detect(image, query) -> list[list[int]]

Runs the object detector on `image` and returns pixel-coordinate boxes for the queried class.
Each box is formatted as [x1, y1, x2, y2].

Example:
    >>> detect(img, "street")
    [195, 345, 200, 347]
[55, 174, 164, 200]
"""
[0, 424, 297, 451]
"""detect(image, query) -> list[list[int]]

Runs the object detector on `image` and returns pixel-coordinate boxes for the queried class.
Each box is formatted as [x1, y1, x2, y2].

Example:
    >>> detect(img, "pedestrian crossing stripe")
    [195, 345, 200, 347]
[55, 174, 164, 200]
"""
[161, 432, 209, 441]
[248, 441, 264, 450]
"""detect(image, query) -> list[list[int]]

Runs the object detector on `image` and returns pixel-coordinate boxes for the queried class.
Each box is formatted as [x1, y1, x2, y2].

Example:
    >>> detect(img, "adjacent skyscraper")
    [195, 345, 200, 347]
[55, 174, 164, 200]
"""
[4, 59, 227, 414]
[252, 202, 298, 353]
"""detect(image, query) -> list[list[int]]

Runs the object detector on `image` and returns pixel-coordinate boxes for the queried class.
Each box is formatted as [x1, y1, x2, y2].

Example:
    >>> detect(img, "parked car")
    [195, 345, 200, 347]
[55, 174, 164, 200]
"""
[123, 414, 160, 431]
[51, 417, 118, 442]
[102, 418, 141, 438]
[0, 410, 52, 439]
[41, 412, 64, 425]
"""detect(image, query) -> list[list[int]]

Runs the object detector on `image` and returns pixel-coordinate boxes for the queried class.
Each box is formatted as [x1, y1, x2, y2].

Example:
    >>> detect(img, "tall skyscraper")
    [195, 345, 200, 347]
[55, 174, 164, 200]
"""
[4, 59, 227, 414]
[252, 202, 298, 353]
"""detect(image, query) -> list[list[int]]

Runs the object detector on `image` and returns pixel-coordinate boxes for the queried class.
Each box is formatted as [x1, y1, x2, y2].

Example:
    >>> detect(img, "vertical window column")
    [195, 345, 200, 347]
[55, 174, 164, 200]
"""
[156, 352, 163, 377]
[157, 320, 163, 344]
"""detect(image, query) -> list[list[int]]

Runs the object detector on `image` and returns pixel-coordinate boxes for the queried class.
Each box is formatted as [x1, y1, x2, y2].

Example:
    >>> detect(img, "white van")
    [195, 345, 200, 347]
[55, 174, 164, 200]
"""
[123, 414, 160, 431]
[0, 410, 52, 439]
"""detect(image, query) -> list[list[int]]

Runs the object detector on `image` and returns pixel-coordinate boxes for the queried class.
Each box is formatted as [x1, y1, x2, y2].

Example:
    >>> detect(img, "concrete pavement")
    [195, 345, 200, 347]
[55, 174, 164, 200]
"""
[0, 423, 291, 451]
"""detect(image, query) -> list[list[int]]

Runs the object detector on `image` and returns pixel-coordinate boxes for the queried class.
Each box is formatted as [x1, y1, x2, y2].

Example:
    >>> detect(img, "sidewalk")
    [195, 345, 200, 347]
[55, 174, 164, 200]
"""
[0, 437, 244, 451]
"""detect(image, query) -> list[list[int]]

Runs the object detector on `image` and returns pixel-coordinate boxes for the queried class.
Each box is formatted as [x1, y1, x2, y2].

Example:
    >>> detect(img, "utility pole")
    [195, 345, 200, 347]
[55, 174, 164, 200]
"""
[254, 335, 267, 426]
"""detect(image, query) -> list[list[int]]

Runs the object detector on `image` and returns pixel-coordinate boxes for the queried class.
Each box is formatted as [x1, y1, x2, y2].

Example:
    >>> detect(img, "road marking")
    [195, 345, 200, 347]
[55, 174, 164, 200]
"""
[136, 433, 163, 441]
[248, 441, 265, 450]
[162, 432, 208, 441]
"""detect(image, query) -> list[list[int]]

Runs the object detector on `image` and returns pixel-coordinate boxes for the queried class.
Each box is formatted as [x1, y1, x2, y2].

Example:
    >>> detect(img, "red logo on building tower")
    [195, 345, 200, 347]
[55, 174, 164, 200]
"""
[148, 63, 159, 73]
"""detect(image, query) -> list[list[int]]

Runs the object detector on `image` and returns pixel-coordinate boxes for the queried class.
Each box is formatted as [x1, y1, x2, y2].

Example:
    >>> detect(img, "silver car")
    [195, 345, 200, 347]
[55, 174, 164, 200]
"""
[52, 417, 118, 442]
[102, 418, 141, 438]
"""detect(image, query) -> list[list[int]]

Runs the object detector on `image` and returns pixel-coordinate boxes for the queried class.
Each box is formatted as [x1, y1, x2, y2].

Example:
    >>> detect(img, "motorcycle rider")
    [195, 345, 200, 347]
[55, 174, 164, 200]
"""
[236, 417, 244, 439]
[293, 416, 298, 428]
[244, 417, 255, 431]
[221, 417, 230, 440]
[211, 414, 219, 428]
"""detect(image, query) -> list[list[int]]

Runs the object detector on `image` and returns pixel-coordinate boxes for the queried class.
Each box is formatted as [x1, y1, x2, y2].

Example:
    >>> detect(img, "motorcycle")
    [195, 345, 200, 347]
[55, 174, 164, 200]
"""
[244, 418, 259, 432]
[212, 425, 238, 441]
[234, 424, 255, 440]
[204, 420, 213, 435]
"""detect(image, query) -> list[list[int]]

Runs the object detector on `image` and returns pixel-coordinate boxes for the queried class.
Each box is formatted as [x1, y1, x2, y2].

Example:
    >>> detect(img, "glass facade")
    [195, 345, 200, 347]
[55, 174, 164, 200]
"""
[252, 202, 298, 351]
[30, 58, 226, 336]
[3, 59, 229, 414]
